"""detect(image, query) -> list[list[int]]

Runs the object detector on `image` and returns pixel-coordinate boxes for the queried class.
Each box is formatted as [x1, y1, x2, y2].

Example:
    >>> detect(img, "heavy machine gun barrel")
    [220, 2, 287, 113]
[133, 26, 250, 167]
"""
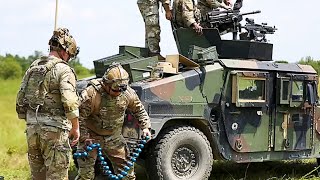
[240, 10, 261, 16]
[206, 9, 261, 40]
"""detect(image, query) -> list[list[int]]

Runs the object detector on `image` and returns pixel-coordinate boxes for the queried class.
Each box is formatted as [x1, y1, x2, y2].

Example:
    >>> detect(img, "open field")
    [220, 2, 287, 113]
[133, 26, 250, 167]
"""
[1, 78, 320, 180]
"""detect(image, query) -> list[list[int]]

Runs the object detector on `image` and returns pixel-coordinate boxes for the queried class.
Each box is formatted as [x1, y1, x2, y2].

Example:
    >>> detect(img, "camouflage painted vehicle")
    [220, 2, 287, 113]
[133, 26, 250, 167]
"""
[76, 2, 320, 179]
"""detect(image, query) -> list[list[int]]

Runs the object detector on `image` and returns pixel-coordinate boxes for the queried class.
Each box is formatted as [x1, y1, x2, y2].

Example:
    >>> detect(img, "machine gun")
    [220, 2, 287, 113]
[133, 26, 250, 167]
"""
[206, 8, 261, 40]
[240, 18, 277, 42]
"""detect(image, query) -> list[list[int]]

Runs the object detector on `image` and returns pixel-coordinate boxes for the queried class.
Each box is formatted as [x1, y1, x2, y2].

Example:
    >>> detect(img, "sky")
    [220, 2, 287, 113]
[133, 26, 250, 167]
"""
[0, 0, 319, 69]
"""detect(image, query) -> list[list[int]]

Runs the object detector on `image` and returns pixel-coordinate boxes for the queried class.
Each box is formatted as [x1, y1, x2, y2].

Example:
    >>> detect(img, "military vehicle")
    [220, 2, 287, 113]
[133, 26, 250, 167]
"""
[76, 0, 320, 179]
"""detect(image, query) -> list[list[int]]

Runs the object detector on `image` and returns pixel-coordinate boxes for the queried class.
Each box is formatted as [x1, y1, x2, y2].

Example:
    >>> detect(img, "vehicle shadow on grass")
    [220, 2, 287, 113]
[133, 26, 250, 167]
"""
[69, 159, 320, 180]
[68, 164, 148, 180]
[210, 160, 320, 180]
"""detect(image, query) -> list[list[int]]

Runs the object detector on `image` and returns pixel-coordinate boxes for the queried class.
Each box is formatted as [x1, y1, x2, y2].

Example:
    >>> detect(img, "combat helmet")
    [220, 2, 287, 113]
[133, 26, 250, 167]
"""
[102, 62, 130, 92]
[48, 28, 79, 59]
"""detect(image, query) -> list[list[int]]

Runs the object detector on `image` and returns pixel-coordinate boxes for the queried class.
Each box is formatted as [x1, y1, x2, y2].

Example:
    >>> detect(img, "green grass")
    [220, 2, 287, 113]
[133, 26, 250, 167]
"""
[0, 79, 30, 179]
[1, 78, 320, 180]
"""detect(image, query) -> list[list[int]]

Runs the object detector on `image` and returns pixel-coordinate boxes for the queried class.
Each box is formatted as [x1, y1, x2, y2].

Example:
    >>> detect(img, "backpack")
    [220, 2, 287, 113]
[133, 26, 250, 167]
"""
[16, 56, 65, 118]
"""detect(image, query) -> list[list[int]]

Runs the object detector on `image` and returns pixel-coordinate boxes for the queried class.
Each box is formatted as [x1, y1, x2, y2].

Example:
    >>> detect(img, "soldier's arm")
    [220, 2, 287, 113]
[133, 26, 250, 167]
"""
[161, 0, 171, 10]
[181, 0, 197, 27]
[206, 0, 223, 9]
[126, 87, 151, 130]
[161, 0, 173, 20]
[59, 67, 79, 120]
[59, 66, 80, 145]
[207, 0, 231, 9]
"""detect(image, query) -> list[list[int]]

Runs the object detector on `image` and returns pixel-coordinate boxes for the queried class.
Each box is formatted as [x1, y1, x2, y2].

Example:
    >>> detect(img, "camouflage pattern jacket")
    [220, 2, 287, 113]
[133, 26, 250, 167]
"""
[16, 55, 79, 130]
[173, 0, 201, 28]
[137, 0, 170, 7]
[79, 79, 151, 140]
[198, 0, 225, 18]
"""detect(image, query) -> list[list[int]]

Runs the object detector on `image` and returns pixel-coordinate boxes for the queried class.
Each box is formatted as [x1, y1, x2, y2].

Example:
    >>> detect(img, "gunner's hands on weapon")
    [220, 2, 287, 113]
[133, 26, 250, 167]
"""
[69, 126, 80, 147]
[142, 128, 151, 142]
[165, 10, 173, 20]
[224, 0, 233, 7]
[191, 23, 203, 35]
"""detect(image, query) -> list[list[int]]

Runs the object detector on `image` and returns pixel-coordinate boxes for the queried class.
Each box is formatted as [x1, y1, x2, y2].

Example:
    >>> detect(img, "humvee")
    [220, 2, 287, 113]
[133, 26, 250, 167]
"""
[75, 1, 320, 179]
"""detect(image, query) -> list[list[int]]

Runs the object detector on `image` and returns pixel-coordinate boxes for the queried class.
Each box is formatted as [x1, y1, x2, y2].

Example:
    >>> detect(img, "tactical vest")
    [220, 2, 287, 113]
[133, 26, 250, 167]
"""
[16, 56, 66, 118]
[85, 79, 128, 136]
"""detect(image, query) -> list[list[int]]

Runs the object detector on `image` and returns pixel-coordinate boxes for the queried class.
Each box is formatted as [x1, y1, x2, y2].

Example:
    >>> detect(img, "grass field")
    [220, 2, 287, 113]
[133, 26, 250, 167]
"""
[0, 79, 30, 179]
[1, 78, 320, 180]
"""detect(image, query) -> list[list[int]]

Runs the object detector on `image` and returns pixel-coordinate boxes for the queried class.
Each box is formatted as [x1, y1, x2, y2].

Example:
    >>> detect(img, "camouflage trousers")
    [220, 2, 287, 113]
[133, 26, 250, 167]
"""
[75, 132, 135, 180]
[26, 125, 71, 180]
[137, 2, 161, 54]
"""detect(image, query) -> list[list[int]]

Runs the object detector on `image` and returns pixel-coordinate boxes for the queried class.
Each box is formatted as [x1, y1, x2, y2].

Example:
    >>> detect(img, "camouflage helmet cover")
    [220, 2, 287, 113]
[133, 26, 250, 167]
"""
[48, 28, 79, 58]
[102, 62, 129, 91]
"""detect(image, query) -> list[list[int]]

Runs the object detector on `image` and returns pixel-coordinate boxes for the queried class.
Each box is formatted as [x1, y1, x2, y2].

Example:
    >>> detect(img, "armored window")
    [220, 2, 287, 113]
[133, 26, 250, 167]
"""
[279, 77, 290, 104]
[282, 80, 290, 101]
[291, 81, 303, 102]
[232, 71, 268, 107]
[237, 78, 266, 101]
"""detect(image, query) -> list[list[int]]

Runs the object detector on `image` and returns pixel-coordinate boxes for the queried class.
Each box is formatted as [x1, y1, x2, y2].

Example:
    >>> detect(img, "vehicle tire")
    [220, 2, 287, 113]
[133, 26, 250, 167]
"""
[146, 125, 213, 180]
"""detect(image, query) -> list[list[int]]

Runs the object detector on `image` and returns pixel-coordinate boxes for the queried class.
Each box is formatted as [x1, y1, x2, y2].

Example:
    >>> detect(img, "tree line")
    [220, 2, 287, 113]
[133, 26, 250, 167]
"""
[0, 51, 93, 80]
[0, 52, 319, 80]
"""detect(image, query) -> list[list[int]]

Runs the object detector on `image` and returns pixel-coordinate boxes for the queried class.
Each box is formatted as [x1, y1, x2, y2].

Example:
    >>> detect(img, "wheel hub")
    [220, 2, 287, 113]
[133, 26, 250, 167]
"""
[171, 146, 198, 178]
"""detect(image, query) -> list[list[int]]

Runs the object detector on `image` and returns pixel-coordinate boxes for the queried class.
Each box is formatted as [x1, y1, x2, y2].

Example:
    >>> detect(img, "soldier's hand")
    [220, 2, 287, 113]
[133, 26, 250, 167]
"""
[165, 10, 173, 21]
[192, 23, 203, 35]
[69, 127, 80, 147]
[142, 128, 151, 142]
[84, 138, 95, 145]
[224, 0, 233, 7]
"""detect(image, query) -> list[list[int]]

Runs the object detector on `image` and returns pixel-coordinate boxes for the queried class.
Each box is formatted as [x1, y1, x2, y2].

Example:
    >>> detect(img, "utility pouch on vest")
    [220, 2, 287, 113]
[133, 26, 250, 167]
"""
[87, 79, 102, 114]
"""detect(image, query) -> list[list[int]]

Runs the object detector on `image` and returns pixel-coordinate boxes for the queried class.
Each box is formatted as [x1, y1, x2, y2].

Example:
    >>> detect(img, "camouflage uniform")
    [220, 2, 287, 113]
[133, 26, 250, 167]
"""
[173, 0, 201, 28]
[75, 79, 151, 180]
[17, 55, 79, 180]
[198, 0, 227, 20]
[137, 0, 170, 54]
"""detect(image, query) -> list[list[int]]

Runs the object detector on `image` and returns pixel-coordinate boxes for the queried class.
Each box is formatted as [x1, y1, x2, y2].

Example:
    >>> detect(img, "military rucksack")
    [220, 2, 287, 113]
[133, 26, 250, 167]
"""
[16, 56, 66, 119]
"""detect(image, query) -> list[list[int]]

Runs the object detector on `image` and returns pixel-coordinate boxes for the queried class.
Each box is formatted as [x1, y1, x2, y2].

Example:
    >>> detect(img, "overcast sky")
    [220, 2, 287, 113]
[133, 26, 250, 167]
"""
[0, 0, 319, 68]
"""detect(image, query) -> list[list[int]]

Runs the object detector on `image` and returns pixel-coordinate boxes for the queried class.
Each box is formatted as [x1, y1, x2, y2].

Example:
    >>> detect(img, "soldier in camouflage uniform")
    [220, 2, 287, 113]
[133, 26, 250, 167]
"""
[173, 0, 203, 34]
[16, 28, 80, 180]
[75, 63, 151, 180]
[198, 0, 233, 22]
[137, 0, 172, 57]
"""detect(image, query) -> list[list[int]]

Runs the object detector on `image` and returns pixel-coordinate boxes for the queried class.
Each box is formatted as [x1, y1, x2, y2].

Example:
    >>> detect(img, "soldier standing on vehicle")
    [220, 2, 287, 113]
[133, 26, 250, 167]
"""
[16, 27, 80, 180]
[75, 63, 151, 180]
[173, 0, 203, 34]
[198, 0, 233, 20]
[137, 0, 172, 58]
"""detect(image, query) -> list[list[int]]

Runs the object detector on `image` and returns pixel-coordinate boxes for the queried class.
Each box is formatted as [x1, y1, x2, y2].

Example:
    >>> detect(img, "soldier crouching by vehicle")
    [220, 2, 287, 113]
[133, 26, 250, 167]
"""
[75, 62, 152, 180]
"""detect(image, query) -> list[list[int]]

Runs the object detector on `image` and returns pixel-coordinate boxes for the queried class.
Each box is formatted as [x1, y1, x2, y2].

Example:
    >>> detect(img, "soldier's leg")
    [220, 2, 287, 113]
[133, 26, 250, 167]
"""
[138, 3, 161, 54]
[137, 3, 149, 48]
[104, 135, 135, 180]
[145, 5, 161, 54]
[26, 126, 46, 180]
[41, 128, 71, 180]
[75, 142, 98, 180]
